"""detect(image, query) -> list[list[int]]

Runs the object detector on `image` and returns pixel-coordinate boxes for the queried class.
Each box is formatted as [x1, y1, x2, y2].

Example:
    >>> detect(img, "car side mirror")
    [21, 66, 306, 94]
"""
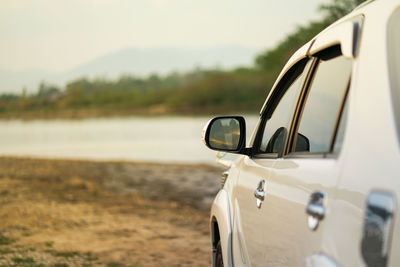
[202, 116, 247, 154]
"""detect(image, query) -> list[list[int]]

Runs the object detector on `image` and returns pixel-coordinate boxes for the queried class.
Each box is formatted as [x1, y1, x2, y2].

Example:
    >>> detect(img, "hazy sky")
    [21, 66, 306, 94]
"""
[0, 0, 329, 72]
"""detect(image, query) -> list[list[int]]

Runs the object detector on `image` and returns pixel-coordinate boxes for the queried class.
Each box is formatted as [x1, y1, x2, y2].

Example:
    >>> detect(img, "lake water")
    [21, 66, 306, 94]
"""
[0, 115, 259, 164]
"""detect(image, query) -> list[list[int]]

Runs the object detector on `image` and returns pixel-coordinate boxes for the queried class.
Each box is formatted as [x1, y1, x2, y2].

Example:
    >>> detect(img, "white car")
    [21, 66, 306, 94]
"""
[202, 1, 400, 266]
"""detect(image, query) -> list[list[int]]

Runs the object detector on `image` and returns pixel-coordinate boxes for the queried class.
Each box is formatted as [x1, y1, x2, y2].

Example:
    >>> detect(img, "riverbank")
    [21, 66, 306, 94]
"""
[0, 157, 224, 266]
[0, 104, 259, 121]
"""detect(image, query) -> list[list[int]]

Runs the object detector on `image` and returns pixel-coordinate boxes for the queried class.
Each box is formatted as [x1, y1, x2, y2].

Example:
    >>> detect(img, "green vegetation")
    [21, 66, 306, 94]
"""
[44, 241, 54, 248]
[255, 0, 366, 73]
[83, 252, 98, 262]
[0, 248, 14, 254]
[0, 0, 366, 118]
[0, 234, 15, 246]
[0, 69, 273, 117]
[106, 263, 124, 267]
[53, 251, 80, 258]
[11, 256, 35, 264]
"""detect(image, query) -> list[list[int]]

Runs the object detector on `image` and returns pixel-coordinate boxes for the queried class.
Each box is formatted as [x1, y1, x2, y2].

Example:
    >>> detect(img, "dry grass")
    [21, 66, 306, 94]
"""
[0, 157, 223, 266]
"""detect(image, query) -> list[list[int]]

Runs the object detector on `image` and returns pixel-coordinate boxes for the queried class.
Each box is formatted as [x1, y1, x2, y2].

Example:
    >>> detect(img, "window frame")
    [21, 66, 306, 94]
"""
[251, 45, 353, 160]
[285, 45, 352, 158]
[251, 58, 312, 159]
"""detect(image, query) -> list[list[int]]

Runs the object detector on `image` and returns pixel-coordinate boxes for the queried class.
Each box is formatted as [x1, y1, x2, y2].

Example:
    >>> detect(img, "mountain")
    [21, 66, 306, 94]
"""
[0, 46, 260, 94]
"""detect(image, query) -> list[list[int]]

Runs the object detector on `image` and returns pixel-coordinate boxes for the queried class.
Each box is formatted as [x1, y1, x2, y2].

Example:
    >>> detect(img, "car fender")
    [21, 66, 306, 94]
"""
[210, 188, 233, 267]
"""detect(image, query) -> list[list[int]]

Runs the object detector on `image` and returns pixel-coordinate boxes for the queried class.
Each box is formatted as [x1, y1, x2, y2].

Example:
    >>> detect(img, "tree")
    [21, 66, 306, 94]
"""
[320, 0, 368, 23]
[255, 0, 367, 72]
[37, 82, 60, 100]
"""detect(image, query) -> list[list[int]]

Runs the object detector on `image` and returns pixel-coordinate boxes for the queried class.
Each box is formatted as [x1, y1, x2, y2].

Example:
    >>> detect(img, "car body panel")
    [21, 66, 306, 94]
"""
[323, 2, 400, 266]
[230, 156, 275, 266]
[232, 156, 343, 266]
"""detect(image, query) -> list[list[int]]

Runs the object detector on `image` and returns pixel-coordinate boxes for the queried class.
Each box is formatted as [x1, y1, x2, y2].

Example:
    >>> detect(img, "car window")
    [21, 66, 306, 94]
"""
[293, 46, 352, 153]
[388, 7, 400, 141]
[258, 59, 311, 155]
[332, 97, 348, 153]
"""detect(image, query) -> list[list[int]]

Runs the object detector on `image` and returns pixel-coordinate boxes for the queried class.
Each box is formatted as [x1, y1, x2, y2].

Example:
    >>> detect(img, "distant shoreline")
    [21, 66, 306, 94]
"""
[0, 105, 259, 120]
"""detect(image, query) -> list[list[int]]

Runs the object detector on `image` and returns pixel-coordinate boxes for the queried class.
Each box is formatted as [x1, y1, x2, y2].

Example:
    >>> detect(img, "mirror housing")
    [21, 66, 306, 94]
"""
[202, 116, 248, 155]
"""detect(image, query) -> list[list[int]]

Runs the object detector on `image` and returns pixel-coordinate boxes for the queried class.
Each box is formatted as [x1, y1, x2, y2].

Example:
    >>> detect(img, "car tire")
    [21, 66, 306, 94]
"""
[216, 240, 224, 267]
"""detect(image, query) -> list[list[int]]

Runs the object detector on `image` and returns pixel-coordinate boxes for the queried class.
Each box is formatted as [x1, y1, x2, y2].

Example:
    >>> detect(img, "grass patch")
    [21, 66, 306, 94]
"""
[0, 234, 15, 245]
[45, 241, 54, 248]
[84, 252, 98, 261]
[54, 264, 69, 267]
[107, 263, 124, 267]
[0, 248, 13, 254]
[12, 256, 35, 264]
[53, 251, 80, 258]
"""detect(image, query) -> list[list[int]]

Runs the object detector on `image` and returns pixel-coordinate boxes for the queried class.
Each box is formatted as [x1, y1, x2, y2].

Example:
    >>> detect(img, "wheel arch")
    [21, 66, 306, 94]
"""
[210, 189, 234, 267]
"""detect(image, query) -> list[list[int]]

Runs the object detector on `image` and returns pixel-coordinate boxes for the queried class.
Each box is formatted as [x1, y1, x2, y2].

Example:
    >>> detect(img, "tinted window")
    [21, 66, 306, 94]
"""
[388, 8, 400, 140]
[294, 49, 352, 153]
[259, 60, 310, 154]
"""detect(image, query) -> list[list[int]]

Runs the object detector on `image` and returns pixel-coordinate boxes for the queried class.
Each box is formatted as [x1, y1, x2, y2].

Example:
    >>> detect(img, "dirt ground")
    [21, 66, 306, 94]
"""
[0, 157, 224, 266]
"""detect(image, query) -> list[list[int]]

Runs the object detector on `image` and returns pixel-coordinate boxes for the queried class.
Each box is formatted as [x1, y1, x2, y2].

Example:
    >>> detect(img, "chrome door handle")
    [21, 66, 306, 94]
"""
[254, 187, 265, 201]
[254, 180, 266, 208]
[306, 191, 325, 231]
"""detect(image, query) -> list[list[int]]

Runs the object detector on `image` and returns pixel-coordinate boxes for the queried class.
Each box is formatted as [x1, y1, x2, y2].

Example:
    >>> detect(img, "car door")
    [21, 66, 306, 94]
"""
[230, 54, 314, 266]
[231, 20, 358, 266]
[272, 45, 353, 266]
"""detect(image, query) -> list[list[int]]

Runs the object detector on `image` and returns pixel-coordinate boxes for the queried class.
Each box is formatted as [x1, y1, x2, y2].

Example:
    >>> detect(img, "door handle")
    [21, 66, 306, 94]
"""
[306, 191, 325, 231]
[254, 180, 266, 208]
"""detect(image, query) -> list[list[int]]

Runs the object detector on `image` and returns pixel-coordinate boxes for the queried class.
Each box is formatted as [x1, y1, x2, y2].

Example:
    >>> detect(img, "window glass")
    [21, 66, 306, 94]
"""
[294, 52, 352, 153]
[388, 8, 400, 140]
[259, 60, 310, 154]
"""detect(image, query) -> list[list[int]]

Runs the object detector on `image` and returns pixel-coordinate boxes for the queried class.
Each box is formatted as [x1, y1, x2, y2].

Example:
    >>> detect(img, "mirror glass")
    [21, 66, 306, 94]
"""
[208, 118, 241, 150]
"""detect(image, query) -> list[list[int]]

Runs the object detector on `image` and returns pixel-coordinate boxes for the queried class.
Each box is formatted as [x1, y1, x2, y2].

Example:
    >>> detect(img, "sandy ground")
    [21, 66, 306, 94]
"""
[0, 157, 224, 266]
